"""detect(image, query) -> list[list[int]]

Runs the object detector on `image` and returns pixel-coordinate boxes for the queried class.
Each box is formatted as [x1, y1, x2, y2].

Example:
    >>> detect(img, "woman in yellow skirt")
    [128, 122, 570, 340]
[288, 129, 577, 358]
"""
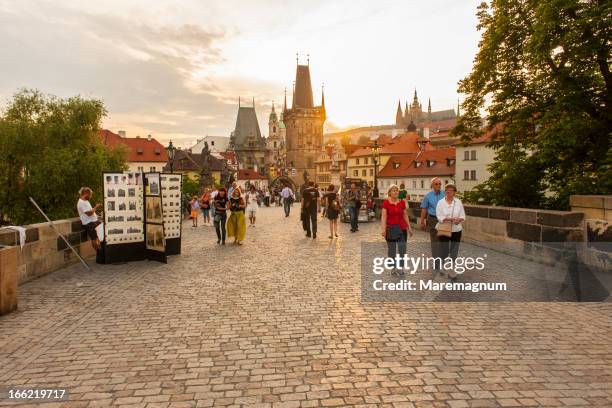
[227, 188, 247, 244]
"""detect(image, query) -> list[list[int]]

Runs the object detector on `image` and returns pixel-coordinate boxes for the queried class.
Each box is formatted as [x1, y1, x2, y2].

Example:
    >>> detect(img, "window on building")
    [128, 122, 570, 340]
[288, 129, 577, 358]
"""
[393, 162, 400, 169]
[362, 169, 367, 177]
[464, 170, 470, 180]
[138, 166, 144, 172]
[471, 150, 477, 160]
[471, 170, 477, 180]
[274, 141, 277, 148]
[273, 126, 276, 133]
[412, 180, 417, 189]
[356, 158, 360, 165]
[150, 166, 156, 172]
[364, 158, 368, 165]
[353, 170, 358, 177]
[307, 157, 313, 168]
[464, 150, 470, 161]
[369, 169, 373, 176]
[420, 180, 424, 188]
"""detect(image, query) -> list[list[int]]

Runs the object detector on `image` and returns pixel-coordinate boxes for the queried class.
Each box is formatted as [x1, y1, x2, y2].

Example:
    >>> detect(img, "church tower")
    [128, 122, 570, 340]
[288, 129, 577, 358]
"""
[267, 101, 285, 171]
[283, 58, 326, 187]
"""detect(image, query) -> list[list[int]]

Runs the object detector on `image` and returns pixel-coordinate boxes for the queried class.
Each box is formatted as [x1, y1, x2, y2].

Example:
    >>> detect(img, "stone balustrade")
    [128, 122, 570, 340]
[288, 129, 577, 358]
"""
[0, 218, 96, 315]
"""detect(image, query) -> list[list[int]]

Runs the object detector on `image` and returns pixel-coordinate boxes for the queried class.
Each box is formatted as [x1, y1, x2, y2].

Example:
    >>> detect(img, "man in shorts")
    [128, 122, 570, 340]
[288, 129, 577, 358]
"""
[77, 187, 102, 250]
[245, 185, 259, 227]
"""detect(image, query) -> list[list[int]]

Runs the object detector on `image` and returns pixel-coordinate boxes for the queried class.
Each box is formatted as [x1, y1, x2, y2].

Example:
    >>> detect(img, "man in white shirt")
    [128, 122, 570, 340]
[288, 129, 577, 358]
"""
[281, 185, 294, 217]
[77, 187, 101, 250]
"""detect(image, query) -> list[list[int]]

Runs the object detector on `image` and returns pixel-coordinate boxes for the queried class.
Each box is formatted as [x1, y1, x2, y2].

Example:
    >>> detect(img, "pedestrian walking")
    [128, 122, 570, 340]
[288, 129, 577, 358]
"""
[323, 184, 340, 239]
[346, 182, 361, 232]
[281, 184, 294, 217]
[381, 184, 413, 277]
[245, 185, 259, 227]
[210, 186, 218, 220]
[435, 183, 465, 282]
[77, 187, 101, 251]
[200, 188, 211, 226]
[227, 188, 247, 245]
[419, 177, 445, 277]
[264, 189, 271, 207]
[301, 180, 320, 239]
[190, 196, 200, 227]
[398, 183, 408, 201]
[214, 187, 229, 245]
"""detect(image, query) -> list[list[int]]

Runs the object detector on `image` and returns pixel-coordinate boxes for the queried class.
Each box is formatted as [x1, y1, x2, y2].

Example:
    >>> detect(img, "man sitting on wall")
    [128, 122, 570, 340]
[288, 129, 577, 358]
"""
[77, 187, 101, 250]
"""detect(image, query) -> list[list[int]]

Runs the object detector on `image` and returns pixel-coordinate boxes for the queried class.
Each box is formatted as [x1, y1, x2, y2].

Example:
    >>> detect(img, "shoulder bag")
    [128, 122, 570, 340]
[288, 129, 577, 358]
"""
[436, 200, 455, 238]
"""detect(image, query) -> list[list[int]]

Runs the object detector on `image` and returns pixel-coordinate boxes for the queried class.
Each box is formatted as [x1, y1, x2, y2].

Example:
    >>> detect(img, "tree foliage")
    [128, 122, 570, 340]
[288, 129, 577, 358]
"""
[452, 0, 612, 209]
[181, 176, 200, 199]
[0, 89, 127, 225]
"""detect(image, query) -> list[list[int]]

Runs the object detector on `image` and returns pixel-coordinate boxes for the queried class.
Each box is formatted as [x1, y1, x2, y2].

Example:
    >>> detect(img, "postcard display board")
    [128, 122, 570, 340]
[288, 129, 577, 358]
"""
[100, 171, 178, 264]
[160, 173, 182, 255]
[101, 172, 146, 263]
[144, 173, 168, 263]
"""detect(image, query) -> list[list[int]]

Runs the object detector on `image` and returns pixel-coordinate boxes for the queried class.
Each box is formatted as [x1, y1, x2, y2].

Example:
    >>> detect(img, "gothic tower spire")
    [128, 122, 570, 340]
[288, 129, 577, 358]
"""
[395, 99, 403, 127]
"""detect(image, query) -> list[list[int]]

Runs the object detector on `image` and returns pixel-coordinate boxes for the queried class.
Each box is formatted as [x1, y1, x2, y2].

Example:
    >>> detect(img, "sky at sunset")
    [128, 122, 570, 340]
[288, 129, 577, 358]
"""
[0, 0, 481, 147]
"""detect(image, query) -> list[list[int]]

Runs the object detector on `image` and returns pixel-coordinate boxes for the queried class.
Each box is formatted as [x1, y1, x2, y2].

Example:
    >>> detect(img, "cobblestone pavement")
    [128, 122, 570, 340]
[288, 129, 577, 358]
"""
[1, 206, 611, 408]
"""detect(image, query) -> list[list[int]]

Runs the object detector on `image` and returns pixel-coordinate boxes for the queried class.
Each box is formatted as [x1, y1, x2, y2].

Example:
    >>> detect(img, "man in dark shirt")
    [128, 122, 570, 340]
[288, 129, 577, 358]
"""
[301, 180, 320, 239]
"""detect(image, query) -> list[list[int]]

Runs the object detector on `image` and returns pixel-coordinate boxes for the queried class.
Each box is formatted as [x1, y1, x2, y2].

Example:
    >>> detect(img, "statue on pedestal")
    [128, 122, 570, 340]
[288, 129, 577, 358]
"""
[199, 141, 214, 191]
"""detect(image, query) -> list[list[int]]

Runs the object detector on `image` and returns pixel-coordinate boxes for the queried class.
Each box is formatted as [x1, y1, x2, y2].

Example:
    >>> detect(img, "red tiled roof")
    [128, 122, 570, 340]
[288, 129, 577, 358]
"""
[99, 130, 168, 162]
[379, 148, 456, 178]
[349, 132, 433, 157]
[237, 169, 267, 180]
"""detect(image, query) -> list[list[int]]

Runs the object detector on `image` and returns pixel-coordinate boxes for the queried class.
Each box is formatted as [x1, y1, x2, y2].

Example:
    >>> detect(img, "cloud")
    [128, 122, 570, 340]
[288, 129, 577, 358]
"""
[0, 1, 280, 144]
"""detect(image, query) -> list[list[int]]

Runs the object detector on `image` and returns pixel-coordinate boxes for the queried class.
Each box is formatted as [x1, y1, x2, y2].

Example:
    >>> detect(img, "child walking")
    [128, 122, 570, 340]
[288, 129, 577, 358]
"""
[190, 196, 200, 227]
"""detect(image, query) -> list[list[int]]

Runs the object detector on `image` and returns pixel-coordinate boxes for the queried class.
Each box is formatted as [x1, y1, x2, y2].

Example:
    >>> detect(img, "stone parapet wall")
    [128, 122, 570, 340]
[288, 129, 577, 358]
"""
[0, 219, 96, 282]
[375, 195, 611, 272]
[0, 217, 97, 314]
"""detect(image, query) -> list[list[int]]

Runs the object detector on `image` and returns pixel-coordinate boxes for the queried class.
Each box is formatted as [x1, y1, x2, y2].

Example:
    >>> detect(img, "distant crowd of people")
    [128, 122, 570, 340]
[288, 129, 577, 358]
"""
[76, 175, 465, 281]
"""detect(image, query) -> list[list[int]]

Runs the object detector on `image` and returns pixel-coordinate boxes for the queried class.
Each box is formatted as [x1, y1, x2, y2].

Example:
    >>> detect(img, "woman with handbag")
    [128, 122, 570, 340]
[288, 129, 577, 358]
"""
[227, 188, 247, 245]
[380, 184, 413, 277]
[435, 183, 466, 282]
[324, 184, 340, 239]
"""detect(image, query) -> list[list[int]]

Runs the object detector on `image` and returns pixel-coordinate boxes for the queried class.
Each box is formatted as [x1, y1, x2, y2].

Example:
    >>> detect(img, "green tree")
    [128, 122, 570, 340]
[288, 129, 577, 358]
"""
[181, 176, 200, 199]
[453, 0, 612, 209]
[0, 89, 127, 225]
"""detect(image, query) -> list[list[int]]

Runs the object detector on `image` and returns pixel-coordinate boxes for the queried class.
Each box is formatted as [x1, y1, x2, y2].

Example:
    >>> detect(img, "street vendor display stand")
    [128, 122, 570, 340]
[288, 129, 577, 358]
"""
[98, 171, 182, 264]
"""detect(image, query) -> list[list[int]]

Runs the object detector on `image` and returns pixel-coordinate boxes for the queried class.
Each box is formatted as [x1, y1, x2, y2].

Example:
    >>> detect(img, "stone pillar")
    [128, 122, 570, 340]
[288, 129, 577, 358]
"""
[0, 246, 18, 315]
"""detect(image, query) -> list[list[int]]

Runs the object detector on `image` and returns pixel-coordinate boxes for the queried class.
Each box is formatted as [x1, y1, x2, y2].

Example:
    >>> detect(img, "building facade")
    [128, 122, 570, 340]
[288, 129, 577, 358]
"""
[99, 130, 168, 173]
[345, 132, 431, 188]
[455, 128, 497, 194]
[378, 148, 456, 200]
[283, 63, 326, 188]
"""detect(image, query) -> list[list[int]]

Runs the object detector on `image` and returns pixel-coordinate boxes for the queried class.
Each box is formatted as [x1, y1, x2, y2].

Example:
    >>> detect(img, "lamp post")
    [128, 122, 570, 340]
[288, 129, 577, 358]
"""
[166, 140, 176, 173]
[371, 140, 380, 198]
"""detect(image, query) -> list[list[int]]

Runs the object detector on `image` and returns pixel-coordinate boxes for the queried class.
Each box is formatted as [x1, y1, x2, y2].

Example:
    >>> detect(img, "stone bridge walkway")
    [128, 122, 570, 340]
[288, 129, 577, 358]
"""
[0, 207, 611, 407]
